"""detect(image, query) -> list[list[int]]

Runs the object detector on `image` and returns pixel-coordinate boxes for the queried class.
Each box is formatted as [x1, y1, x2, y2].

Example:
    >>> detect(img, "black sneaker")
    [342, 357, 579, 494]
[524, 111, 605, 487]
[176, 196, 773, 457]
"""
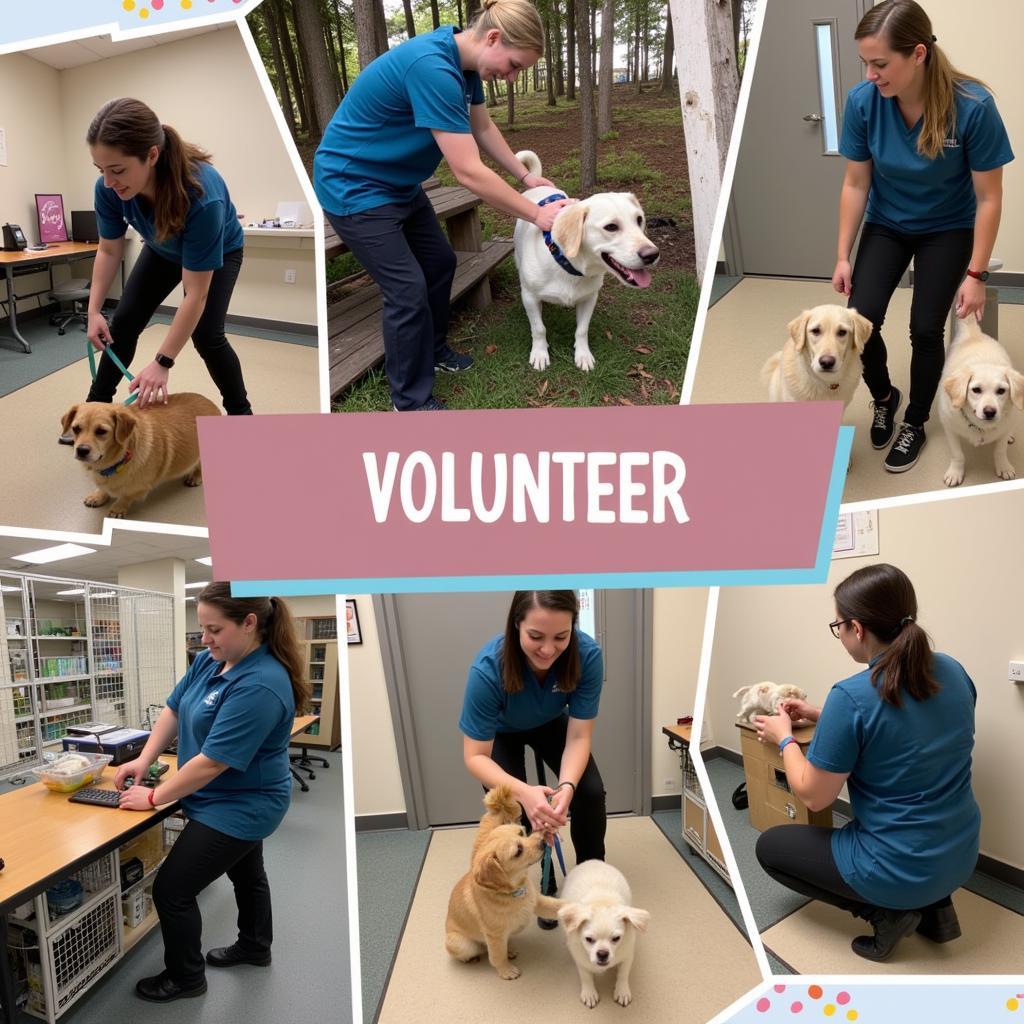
[884, 422, 926, 473]
[392, 396, 447, 411]
[869, 387, 902, 449]
[434, 346, 474, 373]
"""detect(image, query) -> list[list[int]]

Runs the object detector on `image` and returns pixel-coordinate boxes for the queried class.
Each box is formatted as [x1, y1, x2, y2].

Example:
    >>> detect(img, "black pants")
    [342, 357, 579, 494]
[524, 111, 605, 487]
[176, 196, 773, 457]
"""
[326, 190, 457, 410]
[87, 245, 251, 415]
[151, 819, 272, 987]
[490, 713, 607, 869]
[849, 222, 973, 426]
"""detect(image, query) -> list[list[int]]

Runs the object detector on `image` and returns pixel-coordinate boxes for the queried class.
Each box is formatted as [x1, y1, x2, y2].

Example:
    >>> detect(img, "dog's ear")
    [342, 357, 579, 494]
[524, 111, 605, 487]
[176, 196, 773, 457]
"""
[620, 906, 650, 933]
[553, 203, 588, 259]
[1007, 368, 1024, 411]
[557, 903, 591, 934]
[787, 311, 811, 351]
[848, 309, 873, 353]
[473, 850, 511, 892]
[110, 407, 138, 446]
[60, 405, 79, 433]
[942, 368, 972, 410]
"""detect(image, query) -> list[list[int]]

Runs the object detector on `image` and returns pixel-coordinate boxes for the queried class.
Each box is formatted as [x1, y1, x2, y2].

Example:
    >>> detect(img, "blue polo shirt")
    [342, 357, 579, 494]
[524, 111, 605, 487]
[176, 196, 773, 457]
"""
[94, 161, 244, 271]
[314, 26, 485, 217]
[807, 651, 980, 909]
[459, 631, 603, 739]
[166, 644, 295, 841]
[840, 79, 1013, 234]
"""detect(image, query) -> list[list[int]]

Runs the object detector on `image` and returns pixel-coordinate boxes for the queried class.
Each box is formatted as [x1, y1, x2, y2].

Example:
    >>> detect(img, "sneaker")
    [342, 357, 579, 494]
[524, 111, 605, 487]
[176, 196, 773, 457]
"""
[884, 422, 926, 473]
[869, 386, 902, 449]
[434, 346, 474, 373]
[393, 396, 447, 412]
[851, 909, 921, 962]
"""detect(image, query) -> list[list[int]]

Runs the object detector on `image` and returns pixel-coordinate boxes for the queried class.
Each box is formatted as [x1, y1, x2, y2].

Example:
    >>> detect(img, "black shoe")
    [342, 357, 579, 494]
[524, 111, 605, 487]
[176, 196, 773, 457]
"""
[206, 943, 272, 967]
[392, 395, 448, 411]
[851, 909, 921, 962]
[869, 387, 902, 449]
[434, 346, 474, 373]
[916, 902, 961, 943]
[884, 422, 926, 473]
[135, 971, 207, 1002]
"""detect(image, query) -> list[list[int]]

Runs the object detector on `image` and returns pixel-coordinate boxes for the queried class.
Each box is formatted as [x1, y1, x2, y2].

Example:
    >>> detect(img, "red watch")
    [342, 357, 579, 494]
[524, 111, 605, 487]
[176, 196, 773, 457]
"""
[965, 268, 990, 282]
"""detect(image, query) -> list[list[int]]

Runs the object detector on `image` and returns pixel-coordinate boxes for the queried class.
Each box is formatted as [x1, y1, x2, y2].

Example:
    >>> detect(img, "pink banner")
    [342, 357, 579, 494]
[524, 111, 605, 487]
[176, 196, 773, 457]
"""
[198, 404, 845, 588]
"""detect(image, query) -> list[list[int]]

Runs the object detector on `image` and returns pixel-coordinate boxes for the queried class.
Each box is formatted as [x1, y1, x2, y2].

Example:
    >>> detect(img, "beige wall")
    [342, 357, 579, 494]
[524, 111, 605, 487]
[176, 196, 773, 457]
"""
[704, 489, 1024, 871]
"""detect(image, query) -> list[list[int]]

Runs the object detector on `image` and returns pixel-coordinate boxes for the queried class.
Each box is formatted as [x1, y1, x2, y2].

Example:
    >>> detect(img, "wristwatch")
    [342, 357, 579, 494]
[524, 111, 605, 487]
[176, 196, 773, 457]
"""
[155, 352, 175, 369]
[965, 268, 990, 282]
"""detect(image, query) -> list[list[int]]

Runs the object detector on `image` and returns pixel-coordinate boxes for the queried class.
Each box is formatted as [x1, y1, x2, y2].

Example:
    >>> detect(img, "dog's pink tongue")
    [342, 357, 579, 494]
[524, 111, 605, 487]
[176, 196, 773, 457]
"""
[627, 267, 652, 289]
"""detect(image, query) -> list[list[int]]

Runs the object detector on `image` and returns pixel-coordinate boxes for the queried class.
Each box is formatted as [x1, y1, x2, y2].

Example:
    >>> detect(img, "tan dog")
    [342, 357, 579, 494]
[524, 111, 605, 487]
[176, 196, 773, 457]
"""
[445, 785, 563, 980]
[938, 315, 1024, 487]
[762, 305, 872, 407]
[61, 393, 220, 517]
[732, 682, 807, 725]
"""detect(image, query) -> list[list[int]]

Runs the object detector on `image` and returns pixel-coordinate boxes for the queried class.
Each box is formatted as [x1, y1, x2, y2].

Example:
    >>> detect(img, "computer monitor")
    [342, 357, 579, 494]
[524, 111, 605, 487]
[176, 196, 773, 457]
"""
[71, 210, 99, 243]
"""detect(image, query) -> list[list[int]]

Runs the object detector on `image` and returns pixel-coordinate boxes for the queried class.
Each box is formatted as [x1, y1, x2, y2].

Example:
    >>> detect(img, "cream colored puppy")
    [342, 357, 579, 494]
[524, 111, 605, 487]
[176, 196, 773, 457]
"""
[762, 306, 872, 407]
[513, 150, 659, 373]
[732, 682, 808, 725]
[558, 860, 649, 1009]
[938, 315, 1024, 487]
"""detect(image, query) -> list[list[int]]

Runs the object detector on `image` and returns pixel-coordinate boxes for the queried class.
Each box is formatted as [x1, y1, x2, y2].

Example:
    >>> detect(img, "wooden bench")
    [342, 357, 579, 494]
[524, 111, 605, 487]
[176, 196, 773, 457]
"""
[324, 177, 515, 401]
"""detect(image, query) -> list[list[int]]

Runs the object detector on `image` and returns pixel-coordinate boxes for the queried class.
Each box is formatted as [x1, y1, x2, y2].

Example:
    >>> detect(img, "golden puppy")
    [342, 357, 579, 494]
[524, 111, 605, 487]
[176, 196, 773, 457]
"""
[61, 393, 220, 517]
[732, 682, 807, 725]
[938, 315, 1024, 487]
[445, 785, 563, 980]
[762, 305, 872, 407]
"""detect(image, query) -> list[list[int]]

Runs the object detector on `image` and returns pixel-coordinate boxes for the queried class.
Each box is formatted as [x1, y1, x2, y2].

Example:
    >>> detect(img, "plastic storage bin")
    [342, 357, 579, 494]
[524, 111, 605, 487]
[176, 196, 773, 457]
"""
[31, 753, 113, 793]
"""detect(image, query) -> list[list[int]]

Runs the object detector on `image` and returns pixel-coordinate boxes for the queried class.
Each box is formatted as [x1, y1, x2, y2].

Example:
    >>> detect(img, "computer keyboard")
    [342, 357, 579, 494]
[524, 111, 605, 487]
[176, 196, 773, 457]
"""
[68, 787, 122, 808]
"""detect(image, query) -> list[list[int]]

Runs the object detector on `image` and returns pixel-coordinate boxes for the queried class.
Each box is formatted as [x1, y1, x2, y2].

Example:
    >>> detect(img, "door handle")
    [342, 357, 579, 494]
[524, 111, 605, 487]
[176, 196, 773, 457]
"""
[803, 113, 824, 122]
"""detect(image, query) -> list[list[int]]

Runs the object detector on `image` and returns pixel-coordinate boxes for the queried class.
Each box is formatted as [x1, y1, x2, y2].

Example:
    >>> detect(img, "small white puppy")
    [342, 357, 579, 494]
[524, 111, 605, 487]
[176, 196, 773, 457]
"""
[513, 150, 659, 373]
[937, 315, 1024, 487]
[557, 860, 649, 1009]
[762, 305, 873, 407]
[732, 682, 807, 725]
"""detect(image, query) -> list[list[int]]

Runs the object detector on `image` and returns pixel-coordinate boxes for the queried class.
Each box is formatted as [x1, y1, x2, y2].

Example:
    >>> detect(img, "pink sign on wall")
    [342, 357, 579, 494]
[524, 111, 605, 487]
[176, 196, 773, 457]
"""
[35, 194, 68, 244]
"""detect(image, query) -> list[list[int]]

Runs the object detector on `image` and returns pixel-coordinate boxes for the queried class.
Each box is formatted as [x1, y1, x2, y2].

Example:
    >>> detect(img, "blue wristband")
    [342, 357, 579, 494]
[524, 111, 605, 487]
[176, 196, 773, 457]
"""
[778, 735, 796, 754]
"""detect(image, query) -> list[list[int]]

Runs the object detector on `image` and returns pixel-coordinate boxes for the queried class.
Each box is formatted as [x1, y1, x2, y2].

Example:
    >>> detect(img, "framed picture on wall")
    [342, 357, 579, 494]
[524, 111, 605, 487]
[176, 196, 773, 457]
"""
[345, 599, 362, 645]
[35, 194, 69, 244]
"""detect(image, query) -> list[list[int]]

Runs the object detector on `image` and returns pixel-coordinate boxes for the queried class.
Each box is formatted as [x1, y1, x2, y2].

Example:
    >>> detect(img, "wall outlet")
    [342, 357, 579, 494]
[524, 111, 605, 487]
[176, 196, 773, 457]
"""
[284, 268, 296, 284]
[1009, 661, 1024, 682]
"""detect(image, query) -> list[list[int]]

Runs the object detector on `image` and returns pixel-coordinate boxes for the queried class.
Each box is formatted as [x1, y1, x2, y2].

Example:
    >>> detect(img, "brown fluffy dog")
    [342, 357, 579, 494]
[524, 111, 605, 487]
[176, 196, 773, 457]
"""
[61, 393, 220, 518]
[445, 785, 563, 980]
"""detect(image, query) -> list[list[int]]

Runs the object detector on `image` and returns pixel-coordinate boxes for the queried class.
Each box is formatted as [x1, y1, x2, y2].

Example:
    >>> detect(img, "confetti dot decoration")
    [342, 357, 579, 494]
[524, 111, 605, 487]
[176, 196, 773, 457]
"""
[152, 0, 164, 7]
[823, 1006, 836, 1018]
[808, 986, 823, 1001]
[181, 0, 192, 8]
[791, 1002, 804, 1014]
[122, 0, 135, 9]
[1008, 998, 1020, 1012]
[775, 985, 787, 993]
[836, 993, 851, 1007]
[846, 1012, 858, 1022]
[757, 998, 771, 1013]
[139, 7, 149, 16]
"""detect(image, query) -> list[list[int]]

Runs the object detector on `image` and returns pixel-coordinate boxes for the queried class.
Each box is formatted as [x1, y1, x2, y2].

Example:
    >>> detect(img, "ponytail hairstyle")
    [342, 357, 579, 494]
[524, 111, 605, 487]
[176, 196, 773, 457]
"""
[87, 97, 212, 243]
[501, 590, 580, 694]
[855, 0, 990, 160]
[470, 0, 544, 56]
[196, 583, 310, 712]
[833, 563, 939, 707]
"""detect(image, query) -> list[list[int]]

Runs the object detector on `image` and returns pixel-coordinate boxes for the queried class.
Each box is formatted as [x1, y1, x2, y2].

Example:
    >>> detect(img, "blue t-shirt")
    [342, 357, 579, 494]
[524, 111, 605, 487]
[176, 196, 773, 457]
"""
[807, 652, 980, 909]
[94, 161, 244, 271]
[840, 78, 1013, 234]
[459, 631, 604, 739]
[166, 644, 295, 841]
[313, 26, 485, 217]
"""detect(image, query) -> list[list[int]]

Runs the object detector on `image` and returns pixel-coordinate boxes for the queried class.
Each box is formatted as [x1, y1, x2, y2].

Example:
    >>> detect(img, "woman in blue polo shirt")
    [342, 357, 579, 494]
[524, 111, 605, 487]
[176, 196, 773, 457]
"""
[114, 583, 308, 1003]
[754, 563, 980, 963]
[832, 0, 1013, 472]
[77, 97, 249, 418]
[314, 0, 572, 412]
[460, 590, 606, 925]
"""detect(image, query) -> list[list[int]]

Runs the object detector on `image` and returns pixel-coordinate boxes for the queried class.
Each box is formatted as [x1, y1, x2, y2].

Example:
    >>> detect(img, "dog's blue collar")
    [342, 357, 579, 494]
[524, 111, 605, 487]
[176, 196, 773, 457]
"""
[97, 451, 133, 477]
[538, 193, 583, 277]
[502, 886, 528, 898]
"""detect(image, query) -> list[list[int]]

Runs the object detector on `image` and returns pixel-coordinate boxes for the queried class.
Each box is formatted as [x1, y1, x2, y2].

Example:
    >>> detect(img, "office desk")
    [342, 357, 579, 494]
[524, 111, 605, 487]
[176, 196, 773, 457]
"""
[0, 243, 100, 354]
[291, 714, 319, 738]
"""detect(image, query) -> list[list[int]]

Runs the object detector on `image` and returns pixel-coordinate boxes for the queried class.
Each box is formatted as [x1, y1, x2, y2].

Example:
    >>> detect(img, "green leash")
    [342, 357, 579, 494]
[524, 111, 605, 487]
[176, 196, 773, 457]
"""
[87, 338, 138, 406]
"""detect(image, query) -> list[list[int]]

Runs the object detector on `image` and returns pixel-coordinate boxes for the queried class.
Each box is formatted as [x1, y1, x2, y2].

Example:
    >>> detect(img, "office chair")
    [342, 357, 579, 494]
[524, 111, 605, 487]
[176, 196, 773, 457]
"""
[49, 278, 90, 336]
[290, 744, 330, 791]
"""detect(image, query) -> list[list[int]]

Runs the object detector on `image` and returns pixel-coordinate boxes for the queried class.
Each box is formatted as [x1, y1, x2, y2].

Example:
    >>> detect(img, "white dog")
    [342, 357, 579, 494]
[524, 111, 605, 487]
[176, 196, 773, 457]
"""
[512, 150, 659, 373]
[732, 682, 807, 725]
[937, 315, 1024, 487]
[762, 305, 873, 407]
[557, 860, 649, 1009]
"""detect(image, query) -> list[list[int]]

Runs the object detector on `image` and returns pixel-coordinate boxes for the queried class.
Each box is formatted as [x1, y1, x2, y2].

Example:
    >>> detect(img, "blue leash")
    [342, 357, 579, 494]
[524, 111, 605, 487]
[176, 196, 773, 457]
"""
[87, 338, 138, 406]
[541, 832, 567, 894]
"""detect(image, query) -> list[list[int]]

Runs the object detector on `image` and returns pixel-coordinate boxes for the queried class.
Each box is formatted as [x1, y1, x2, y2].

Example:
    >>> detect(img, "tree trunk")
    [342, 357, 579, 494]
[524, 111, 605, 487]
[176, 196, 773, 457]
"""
[263, 3, 296, 138]
[552, 0, 565, 96]
[402, 0, 416, 37]
[322, 2, 344, 101]
[597, 0, 613, 134]
[544, 10, 557, 105]
[430, 0, 441, 30]
[293, 0, 338, 140]
[372, 0, 389, 57]
[456, 0, 463, 29]
[333, 2, 350, 93]
[464, 0, 481, 23]
[632, 2, 641, 94]
[731, 0, 742, 71]
[486, 80, 497, 107]
[507, 73, 516, 126]
[660, 0, 674, 92]
[353, 0, 380, 69]
[576, 0, 597, 189]
[278, 0, 309, 134]
[566, 0, 576, 101]
[591, 2, 597, 82]
[642, 1, 650, 82]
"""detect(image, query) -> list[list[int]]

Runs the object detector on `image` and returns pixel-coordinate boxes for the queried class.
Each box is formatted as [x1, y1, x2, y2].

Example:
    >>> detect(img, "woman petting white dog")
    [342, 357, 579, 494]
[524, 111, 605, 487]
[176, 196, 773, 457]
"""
[832, 0, 1013, 473]
[754, 563, 979, 963]
[313, 0, 574, 411]
[459, 590, 606, 928]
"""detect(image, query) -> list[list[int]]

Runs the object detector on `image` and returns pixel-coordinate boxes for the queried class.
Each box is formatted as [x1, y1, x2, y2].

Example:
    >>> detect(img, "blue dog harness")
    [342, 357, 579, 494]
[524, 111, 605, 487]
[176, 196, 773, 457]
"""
[538, 193, 582, 277]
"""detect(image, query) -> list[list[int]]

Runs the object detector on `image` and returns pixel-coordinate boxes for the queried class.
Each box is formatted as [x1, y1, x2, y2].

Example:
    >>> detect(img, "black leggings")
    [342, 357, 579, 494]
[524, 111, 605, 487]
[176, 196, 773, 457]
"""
[490, 713, 607, 868]
[87, 245, 251, 415]
[849, 222, 973, 426]
[152, 818, 272, 987]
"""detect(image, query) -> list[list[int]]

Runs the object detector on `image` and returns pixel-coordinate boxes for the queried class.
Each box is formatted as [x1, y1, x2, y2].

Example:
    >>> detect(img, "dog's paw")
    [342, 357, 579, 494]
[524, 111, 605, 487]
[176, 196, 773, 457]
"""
[107, 506, 131, 519]
[183, 470, 203, 487]
[529, 348, 551, 371]
[580, 987, 600, 1009]
[498, 964, 521, 981]
[995, 460, 1016, 480]
[574, 349, 596, 372]
[943, 464, 965, 488]
[614, 985, 633, 1007]
[83, 490, 110, 508]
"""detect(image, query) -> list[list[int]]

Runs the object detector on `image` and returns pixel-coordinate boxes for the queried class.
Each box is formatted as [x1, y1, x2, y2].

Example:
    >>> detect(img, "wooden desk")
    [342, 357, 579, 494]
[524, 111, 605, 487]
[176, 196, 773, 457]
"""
[291, 714, 319, 738]
[0, 243, 100, 354]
